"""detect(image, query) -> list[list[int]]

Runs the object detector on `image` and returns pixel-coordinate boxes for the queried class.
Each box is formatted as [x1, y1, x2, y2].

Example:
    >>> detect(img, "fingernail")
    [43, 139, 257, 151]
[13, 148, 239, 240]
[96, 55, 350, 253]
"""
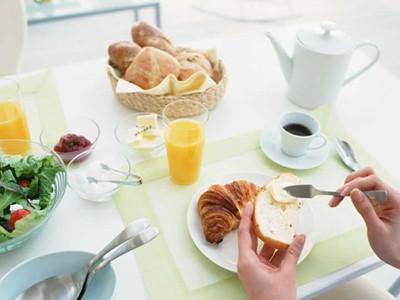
[245, 202, 253, 211]
[328, 199, 335, 207]
[297, 234, 306, 244]
[353, 188, 363, 198]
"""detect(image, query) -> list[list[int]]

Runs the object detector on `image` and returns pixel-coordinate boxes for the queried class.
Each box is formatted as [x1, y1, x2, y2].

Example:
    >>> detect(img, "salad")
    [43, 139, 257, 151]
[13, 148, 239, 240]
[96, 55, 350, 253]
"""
[0, 155, 63, 243]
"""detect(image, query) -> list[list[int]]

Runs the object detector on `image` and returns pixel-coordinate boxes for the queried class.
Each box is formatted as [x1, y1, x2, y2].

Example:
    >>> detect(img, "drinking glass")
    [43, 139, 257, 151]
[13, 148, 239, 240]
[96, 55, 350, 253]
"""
[162, 100, 209, 185]
[0, 79, 31, 154]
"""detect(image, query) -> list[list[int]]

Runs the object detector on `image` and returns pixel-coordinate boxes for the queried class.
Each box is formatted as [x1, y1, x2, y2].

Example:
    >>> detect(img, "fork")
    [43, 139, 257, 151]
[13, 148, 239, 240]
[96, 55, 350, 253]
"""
[284, 184, 387, 202]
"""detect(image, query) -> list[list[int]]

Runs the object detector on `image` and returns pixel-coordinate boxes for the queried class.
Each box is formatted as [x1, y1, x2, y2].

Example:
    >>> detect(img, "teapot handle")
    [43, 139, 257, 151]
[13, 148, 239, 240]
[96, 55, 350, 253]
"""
[343, 41, 380, 85]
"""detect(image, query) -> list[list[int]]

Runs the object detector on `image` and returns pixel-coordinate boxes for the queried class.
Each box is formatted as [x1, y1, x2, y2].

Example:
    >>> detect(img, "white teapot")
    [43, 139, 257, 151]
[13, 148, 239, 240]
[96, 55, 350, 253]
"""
[265, 22, 380, 109]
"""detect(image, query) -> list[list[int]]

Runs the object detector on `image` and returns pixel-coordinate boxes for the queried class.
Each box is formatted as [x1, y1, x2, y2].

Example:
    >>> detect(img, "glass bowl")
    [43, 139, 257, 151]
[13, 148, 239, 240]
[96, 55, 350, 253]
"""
[40, 117, 100, 164]
[0, 140, 67, 253]
[114, 113, 165, 160]
[67, 148, 131, 202]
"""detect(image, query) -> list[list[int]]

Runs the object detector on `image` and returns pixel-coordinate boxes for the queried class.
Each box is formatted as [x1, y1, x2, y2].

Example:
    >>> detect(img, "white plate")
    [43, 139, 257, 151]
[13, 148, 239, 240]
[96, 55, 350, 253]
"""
[187, 172, 316, 272]
[259, 128, 329, 170]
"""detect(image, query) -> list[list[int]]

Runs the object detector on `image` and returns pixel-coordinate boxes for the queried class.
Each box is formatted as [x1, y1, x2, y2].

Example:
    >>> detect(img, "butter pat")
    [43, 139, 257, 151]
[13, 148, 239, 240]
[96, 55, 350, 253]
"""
[269, 182, 297, 203]
[137, 114, 159, 138]
[267, 173, 301, 203]
[126, 114, 162, 151]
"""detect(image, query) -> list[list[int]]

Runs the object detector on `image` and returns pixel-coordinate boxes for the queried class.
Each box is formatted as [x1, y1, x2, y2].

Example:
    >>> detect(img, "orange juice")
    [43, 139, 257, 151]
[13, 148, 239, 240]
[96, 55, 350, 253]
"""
[0, 101, 31, 154]
[165, 119, 204, 185]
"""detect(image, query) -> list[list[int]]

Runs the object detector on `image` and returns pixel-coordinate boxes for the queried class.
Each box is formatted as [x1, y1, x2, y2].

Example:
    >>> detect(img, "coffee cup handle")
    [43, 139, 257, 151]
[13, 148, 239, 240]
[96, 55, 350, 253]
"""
[307, 134, 327, 151]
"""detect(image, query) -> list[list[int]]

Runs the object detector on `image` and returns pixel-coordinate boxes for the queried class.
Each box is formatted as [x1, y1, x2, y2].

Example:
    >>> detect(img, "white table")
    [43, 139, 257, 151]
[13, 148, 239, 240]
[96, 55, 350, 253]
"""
[0, 28, 399, 299]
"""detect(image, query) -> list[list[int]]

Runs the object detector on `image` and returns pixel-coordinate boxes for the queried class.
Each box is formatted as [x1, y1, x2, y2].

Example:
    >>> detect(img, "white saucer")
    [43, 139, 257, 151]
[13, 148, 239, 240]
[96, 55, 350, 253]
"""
[259, 128, 329, 170]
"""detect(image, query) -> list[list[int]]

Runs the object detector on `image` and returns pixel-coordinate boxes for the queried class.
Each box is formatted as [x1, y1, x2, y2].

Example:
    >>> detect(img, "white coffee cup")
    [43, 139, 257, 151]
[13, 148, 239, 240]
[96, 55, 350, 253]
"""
[279, 111, 327, 157]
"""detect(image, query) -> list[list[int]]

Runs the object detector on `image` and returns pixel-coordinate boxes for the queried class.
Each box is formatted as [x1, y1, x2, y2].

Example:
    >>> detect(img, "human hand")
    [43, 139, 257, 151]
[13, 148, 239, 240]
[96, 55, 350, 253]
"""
[329, 167, 400, 268]
[237, 202, 305, 300]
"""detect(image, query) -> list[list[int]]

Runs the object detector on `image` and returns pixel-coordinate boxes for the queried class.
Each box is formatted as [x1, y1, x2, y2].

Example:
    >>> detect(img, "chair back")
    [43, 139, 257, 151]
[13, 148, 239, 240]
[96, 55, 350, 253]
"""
[0, 0, 27, 76]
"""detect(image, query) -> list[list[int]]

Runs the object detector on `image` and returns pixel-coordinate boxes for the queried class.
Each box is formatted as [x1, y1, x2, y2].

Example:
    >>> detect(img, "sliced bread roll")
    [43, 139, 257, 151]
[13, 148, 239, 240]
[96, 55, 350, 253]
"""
[253, 173, 303, 250]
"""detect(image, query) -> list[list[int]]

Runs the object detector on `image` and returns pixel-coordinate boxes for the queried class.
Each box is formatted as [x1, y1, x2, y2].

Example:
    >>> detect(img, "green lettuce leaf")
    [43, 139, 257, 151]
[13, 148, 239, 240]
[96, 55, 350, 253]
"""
[0, 209, 46, 242]
[0, 170, 16, 183]
[0, 191, 24, 217]
[11, 209, 46, 237]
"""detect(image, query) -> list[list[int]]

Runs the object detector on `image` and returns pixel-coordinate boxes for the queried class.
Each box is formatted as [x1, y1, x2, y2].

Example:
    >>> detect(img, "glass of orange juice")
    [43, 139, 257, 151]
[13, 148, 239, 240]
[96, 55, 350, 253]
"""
[0, 80, 31, 154]
[162, 100, 209, 185]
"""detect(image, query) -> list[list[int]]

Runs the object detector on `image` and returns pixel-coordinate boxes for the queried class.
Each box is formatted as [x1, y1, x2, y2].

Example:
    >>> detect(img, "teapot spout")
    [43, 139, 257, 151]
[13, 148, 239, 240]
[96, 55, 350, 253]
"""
[265, 32, 292, 84]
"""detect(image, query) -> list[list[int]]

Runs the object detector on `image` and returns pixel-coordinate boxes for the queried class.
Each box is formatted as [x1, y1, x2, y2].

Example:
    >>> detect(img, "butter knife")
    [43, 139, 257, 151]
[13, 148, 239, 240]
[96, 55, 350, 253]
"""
[284, 184, 387, 202]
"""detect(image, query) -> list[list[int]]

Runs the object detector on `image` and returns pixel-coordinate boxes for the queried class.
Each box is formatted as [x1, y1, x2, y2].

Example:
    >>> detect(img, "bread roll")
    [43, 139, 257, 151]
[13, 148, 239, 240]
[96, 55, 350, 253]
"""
[124, 47, 180, 90]
[176, 50, 213, 80]
[253, 174, 303, 250]
[131, 21, 176, 56]
[108, 41, 141, 74]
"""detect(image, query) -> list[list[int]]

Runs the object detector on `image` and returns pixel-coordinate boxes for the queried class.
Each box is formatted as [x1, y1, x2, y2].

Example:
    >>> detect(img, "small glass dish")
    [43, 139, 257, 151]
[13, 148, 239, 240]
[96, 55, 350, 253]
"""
[0, 140, 67, 253]
[114, 113, 165, 160]
[67, 148, 132, 202]
[40, 117, 100, 164]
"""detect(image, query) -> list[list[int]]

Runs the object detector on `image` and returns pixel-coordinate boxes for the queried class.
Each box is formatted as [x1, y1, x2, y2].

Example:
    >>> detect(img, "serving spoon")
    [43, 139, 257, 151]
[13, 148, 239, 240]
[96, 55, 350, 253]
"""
[77, 227, 159, 299]
[334, 137, 362, 172]
[15, 218, 152, 300]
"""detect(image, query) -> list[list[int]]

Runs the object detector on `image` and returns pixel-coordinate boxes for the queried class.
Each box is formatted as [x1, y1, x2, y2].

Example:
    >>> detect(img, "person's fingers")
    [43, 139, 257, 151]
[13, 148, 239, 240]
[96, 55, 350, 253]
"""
[329, 186, 346, 207]
[341, 175, 382, 196]
[345, 167, 375, 184]
[351, 189, 381, 229]
[238, 202, 257, 257]
[282, 235, 306, 270]
[259, 244, 276, 261]
[330, 167, 376, 208]
[270, 249, 286, 267]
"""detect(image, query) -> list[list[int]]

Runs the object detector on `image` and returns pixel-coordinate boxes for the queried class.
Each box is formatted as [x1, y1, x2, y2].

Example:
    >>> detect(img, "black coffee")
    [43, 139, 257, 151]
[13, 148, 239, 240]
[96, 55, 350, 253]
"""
[283, 123, 312, 136]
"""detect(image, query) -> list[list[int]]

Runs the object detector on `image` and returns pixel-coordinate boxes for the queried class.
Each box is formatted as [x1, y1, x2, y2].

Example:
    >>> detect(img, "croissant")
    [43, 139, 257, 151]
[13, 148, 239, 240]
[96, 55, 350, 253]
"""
[198, 180, 259, 244]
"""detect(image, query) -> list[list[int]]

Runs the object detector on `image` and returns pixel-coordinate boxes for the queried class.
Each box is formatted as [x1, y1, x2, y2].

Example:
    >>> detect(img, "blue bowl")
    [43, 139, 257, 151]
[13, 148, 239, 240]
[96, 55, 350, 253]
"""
[0, 251, 116, 300]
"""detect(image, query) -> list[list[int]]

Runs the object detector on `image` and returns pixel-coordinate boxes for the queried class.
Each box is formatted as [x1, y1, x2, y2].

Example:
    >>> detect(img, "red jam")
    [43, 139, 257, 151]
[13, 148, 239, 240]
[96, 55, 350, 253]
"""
[54, 133, 92, 163]
[54, 133, 91, 153]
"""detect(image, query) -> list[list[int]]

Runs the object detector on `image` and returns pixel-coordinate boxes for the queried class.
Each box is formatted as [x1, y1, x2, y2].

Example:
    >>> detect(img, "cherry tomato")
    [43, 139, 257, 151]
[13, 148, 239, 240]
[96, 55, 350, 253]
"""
[18, 179, 31, 188]
[10, 209, 30, 228]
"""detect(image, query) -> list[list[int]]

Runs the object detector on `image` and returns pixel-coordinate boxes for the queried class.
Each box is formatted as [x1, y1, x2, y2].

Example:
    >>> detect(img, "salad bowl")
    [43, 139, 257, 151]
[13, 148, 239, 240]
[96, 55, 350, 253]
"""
[0, 140, 67, 253]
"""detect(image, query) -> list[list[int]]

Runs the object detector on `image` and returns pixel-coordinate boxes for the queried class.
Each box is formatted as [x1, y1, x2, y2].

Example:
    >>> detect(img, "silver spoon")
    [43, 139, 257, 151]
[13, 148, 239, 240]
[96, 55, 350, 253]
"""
[100, 163, 143, 183]
[334, 137, 362, 171]
[87, 176, 142, 186]
[15, 218, 151, 300]
[77, 227, 159, 299]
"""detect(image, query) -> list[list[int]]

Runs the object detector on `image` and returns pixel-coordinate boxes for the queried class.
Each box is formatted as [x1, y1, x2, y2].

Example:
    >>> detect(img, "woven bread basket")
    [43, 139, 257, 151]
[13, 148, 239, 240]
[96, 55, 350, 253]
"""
[107, 60, 227, 115]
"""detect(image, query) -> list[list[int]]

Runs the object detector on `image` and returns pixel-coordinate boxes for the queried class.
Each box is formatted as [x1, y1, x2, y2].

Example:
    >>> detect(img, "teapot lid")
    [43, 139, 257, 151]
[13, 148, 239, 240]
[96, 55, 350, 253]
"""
[297, 22, 354, 55]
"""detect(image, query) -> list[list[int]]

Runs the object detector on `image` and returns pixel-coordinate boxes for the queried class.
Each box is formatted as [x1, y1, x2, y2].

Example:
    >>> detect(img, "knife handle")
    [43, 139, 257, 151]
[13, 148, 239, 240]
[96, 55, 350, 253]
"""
[319, 189, 387, 202]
